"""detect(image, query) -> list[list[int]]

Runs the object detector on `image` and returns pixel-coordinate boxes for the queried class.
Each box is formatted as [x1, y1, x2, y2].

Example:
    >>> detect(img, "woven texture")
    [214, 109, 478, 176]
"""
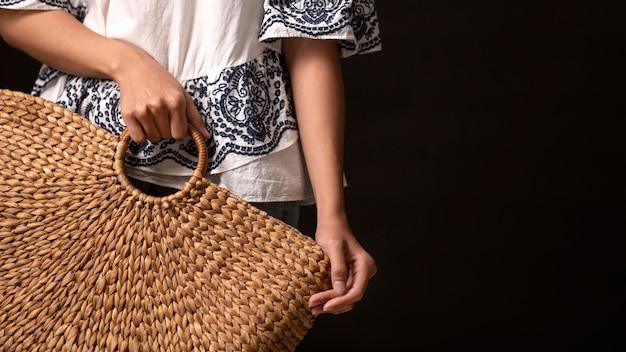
[0, 89, 331, 351]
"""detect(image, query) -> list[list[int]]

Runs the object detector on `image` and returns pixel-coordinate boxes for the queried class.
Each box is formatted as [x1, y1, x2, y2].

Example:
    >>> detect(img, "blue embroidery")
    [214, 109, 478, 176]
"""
[260, 0, 381, 55]
[0, 0, 87, 20]
[0, 0, 28, 5]
[22, 0, 381, 173]
[43, 49, 296, 172]
[32, 65, 60, 96]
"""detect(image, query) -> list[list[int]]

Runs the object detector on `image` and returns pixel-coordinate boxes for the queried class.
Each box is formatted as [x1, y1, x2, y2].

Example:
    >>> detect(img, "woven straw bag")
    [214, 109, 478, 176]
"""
[0, 89, 331, 351]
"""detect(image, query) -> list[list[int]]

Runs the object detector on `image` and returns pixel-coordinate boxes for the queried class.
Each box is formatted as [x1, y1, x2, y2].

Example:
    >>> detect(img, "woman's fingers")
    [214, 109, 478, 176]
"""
[122, 90, 206, 143]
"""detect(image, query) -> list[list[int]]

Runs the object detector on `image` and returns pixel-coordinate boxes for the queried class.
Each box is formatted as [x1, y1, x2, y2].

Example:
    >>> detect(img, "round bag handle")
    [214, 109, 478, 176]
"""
[113, 124, 208, 203]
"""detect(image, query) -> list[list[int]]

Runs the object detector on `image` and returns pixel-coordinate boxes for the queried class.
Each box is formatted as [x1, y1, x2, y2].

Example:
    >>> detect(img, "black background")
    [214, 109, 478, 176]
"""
[1, 1, 623, 351]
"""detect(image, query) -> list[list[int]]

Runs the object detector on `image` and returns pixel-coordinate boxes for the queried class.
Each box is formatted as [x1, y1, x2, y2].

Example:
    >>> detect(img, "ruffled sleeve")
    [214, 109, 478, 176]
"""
[0, 0, 87, 21]
[259, 0, 382, 58]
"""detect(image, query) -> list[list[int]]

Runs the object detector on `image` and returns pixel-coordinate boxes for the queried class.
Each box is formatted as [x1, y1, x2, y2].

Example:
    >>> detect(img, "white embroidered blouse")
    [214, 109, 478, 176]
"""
[0, 0, 382, 203]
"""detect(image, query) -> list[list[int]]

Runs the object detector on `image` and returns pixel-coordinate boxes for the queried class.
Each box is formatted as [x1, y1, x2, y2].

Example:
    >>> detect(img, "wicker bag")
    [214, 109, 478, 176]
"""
[0, 89, 331, 351]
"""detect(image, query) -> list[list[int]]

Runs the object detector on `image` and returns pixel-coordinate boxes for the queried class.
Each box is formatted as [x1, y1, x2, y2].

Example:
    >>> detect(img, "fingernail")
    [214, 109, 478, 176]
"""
[333, 280, 346, 294]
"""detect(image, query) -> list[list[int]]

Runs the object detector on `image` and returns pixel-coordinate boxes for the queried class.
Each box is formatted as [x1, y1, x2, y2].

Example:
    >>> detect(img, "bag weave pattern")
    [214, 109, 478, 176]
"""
[0, 89, 331, 351]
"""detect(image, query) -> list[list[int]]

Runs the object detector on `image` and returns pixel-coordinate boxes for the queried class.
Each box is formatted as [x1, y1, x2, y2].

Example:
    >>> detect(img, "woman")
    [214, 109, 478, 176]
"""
[0, 0, 381, 317]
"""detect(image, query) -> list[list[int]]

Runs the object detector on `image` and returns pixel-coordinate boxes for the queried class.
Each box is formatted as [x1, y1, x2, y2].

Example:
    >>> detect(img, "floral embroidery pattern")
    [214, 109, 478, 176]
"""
[8, 0, 382, 175]
[261, 0, 381, 55]
[48, 49, 296, 172]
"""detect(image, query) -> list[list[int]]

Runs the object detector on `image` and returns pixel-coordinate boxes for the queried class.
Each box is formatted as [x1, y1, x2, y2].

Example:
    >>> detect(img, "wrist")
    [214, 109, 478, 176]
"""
[106, 41, 152, 81]
[315, 207, 348, 227]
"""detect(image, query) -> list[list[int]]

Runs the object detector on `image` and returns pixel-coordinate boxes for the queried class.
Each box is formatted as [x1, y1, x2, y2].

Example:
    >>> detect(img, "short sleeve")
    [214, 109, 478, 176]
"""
[259, 0, 382, 58]
[0, 0, 87, 21]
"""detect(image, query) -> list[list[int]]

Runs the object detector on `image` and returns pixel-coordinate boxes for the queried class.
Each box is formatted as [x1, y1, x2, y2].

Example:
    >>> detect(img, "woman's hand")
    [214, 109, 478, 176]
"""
[112, 45, 210, 143]
[308, 221, 377, 315]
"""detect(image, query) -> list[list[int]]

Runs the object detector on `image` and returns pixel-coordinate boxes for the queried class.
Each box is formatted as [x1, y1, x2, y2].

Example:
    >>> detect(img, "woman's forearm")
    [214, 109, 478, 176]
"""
[0, 9, 148, 82]
[0, 9, 210, 142]
[282, 38, 348, 224]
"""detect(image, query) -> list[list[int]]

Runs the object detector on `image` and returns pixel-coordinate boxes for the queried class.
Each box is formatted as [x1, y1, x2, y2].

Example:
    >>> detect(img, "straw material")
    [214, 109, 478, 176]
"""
[0, 89, 331, 351]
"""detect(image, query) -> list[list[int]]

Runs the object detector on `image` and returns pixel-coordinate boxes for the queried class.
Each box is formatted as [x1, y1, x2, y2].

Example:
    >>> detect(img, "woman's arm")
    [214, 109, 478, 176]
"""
[282, 37, 377, 315]
[0, 9, 208, 143]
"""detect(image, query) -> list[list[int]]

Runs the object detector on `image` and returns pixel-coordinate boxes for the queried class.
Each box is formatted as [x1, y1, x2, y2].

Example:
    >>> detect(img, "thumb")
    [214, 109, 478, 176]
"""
[326, 247, 349, 295]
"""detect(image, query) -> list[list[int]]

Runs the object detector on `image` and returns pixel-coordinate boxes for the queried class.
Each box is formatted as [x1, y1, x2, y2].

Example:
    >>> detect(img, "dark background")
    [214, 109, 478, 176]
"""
[1, 1, 623, 351]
